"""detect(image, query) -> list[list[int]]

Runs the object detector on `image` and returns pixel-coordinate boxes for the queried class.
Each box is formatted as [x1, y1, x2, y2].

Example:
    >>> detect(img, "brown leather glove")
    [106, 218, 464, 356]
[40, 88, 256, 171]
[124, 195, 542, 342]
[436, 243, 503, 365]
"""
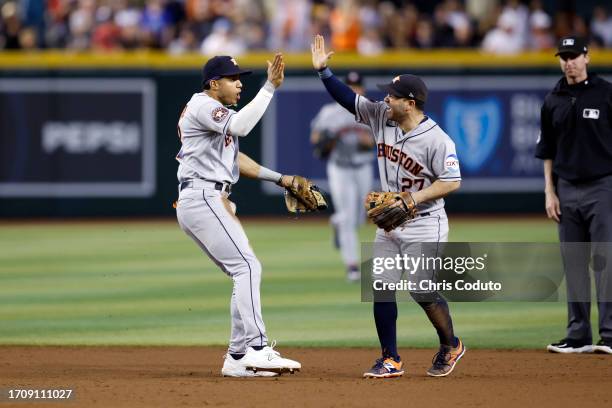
[284, 176, 328, 213]
[365, 191, 417, 231]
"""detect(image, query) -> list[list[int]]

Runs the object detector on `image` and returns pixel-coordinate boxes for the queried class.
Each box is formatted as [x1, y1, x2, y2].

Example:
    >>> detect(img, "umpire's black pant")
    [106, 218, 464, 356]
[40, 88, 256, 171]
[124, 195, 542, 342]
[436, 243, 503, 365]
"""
[558, 175, 612, 343]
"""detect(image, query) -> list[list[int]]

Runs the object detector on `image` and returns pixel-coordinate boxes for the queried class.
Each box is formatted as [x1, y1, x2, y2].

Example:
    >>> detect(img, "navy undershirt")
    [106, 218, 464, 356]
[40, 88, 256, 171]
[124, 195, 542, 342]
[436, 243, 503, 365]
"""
[318, 67, 357, 114]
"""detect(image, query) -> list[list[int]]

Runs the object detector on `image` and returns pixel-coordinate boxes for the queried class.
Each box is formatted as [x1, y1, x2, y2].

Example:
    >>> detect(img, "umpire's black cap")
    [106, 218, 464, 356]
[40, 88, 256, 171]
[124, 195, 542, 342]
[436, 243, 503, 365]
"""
[202, 56, 252, 86]
[377, 74, 428, 104]
[555, 36, 588, 56]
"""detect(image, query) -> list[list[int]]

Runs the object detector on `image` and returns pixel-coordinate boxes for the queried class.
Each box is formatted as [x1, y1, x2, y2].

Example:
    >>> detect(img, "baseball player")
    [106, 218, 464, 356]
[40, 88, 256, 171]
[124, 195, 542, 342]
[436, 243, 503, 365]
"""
[310, 71, 375, 282]
[175, 54, 302, 377]
[311, 34, 465, 378]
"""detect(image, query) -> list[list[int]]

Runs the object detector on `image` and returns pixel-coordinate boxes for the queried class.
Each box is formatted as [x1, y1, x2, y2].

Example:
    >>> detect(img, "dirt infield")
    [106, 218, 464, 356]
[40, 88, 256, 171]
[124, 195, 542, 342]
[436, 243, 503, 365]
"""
[1, 346, 610, 408]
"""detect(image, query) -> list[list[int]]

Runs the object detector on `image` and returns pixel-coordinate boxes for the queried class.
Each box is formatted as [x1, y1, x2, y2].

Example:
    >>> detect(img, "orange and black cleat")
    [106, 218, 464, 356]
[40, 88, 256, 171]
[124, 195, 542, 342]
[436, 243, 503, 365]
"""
[363, 356, 404, 379]
[427, 338, 466, 377]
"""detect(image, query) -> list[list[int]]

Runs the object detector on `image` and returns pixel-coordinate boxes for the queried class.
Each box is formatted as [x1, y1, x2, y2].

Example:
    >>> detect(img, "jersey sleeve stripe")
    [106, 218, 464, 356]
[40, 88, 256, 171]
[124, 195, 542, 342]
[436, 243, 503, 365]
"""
[377, 104, 391, 191]
[222, 112, 235, 135]
[355, 95, 363, 123]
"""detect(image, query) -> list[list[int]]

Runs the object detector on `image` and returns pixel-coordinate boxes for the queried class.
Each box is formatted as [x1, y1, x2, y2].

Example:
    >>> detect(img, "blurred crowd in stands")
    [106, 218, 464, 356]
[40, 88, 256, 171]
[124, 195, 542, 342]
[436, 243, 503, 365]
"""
[1, 0, 611, 54]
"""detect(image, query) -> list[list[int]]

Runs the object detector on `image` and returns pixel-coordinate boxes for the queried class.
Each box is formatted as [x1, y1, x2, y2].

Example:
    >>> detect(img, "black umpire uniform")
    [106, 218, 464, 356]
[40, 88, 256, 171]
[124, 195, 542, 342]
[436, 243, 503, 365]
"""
[535, 36, 612, 353]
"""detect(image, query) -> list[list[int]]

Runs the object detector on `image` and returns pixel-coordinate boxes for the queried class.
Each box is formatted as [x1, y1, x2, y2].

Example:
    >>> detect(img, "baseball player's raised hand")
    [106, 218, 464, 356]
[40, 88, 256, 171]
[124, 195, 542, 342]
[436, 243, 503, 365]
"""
[267, 53, 285, 88]
[311, 34, 334, 70]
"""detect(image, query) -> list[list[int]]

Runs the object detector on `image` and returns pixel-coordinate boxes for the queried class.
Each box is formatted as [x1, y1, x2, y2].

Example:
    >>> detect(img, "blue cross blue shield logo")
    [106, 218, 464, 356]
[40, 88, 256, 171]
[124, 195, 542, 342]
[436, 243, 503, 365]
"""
[444, 97, 502, 172]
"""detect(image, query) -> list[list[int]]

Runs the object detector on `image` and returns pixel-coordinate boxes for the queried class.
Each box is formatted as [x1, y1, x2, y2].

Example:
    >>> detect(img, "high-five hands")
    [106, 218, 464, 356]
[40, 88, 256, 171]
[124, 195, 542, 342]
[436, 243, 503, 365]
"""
[311, 34, 335, 70]
[267, 53, 285, 88]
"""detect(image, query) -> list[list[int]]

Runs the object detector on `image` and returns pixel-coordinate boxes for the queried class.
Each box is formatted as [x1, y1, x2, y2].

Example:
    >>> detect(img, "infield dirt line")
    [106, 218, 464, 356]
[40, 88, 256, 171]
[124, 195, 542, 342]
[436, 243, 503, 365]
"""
[1, 346, 609, 408]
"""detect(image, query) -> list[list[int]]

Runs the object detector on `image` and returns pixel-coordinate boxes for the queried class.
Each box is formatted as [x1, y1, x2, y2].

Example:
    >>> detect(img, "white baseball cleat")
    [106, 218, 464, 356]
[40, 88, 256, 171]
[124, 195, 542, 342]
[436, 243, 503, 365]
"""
[593, 339, 612, 354]
[221, 354, 279, 377]
[546, 338, 594, 353]
[242, 341, 301, 374]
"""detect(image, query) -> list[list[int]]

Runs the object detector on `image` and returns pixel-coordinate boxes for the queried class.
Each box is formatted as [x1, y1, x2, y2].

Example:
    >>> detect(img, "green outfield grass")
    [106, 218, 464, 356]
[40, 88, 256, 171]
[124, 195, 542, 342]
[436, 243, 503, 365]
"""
[0, 217, 582, 348]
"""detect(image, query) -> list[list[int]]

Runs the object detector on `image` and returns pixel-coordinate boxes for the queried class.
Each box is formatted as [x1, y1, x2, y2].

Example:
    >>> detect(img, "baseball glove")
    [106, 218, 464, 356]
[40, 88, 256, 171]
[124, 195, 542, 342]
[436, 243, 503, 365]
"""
[365, 191, 417, 231]
[284, 176, 328, 213]
[312, 130, 337, 159]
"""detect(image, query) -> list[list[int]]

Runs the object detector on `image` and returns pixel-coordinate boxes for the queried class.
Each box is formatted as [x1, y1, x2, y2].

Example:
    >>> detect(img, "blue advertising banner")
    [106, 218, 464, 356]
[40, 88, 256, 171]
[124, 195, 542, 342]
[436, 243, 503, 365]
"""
[0, 79, 156, 197]
[261, 75, 599, 194]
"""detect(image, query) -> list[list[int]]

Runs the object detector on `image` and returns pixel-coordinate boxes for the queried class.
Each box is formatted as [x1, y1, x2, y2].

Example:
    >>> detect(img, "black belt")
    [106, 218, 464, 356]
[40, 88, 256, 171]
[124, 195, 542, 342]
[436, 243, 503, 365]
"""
[179, 180, 231, 193]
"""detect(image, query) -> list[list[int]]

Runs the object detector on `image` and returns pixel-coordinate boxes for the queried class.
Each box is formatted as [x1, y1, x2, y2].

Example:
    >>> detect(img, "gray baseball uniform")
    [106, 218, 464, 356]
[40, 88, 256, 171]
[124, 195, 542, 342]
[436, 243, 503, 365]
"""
[175, 92, 267, 353]
[311, 103, 373, 269]
[354, 95, 461, 290]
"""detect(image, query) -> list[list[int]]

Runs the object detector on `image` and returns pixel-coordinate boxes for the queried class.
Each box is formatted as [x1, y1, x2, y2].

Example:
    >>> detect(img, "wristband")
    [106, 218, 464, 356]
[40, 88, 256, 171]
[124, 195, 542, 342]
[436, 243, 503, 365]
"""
[317, 67, 333, 79]
[258, 166, 283, 184]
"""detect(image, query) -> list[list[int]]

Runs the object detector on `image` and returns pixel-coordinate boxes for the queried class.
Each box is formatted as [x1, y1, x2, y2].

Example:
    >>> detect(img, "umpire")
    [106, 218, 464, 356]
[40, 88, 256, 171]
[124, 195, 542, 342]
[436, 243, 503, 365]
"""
[535, 36, 612, 355]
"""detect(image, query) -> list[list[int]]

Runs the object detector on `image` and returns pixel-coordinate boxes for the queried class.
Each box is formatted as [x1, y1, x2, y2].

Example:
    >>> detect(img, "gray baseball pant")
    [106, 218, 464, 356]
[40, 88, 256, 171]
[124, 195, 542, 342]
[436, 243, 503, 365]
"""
[558, 175, 612, 342]
[176, 185, 268, 353]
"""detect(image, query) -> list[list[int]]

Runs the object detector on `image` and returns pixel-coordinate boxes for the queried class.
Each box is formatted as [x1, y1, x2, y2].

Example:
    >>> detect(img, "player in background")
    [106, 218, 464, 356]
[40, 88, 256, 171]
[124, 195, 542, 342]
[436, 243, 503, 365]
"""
[310, 71, 375, 282]
[175, 54, 302, 377]
[311, 34, 465, 378]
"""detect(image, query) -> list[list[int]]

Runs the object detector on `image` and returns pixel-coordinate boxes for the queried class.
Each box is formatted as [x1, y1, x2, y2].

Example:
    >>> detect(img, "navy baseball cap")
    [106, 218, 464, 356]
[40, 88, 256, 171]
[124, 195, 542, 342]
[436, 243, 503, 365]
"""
[555, 36, 588, 56]
[377, 74, 427, 104]
[202, 56, 252, 85]
[345, 71, 363, 86]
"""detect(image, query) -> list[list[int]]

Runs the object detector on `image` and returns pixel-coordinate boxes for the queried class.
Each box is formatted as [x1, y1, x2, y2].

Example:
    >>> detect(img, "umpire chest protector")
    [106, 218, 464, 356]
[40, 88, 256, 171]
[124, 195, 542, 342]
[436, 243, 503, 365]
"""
[536, 74, 612, 182]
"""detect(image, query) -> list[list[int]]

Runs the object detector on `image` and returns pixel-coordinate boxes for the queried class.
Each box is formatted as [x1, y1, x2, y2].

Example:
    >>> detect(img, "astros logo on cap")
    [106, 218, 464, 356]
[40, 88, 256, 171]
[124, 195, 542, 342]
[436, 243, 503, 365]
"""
[230, 58, 238, 66]
[562, 39, 575, 46]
